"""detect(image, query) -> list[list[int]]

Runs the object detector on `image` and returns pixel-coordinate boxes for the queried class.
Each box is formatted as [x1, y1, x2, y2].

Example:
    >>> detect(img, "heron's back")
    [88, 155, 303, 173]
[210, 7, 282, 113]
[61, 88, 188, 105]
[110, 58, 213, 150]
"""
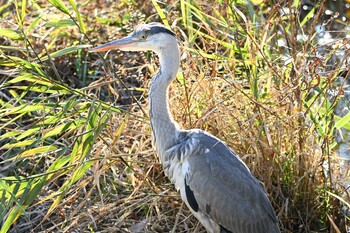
[163, 129, 280, 233]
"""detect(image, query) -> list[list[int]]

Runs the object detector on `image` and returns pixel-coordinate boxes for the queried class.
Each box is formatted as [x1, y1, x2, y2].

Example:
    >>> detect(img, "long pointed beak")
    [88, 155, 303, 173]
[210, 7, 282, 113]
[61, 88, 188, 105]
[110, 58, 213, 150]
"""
[89, 35, 135, 52]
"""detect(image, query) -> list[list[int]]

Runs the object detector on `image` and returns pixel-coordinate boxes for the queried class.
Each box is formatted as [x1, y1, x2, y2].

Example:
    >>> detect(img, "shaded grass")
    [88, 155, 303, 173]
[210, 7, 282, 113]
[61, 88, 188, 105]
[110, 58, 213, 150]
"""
[1, 0, 350, 232]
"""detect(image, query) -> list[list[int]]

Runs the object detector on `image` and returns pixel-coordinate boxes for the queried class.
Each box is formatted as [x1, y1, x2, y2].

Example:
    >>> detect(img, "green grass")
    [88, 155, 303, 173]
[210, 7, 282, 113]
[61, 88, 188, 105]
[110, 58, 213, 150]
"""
[1, 0, 349, 232]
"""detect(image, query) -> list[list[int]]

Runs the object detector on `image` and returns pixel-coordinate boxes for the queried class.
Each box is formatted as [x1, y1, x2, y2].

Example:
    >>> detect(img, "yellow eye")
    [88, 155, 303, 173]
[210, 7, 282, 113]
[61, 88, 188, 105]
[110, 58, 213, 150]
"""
[141, 34, 147, 40]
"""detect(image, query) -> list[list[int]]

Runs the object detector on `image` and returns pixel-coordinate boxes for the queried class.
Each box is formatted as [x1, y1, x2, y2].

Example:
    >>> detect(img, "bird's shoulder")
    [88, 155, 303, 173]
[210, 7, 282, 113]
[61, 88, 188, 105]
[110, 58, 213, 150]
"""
[167, 129, 249, 173]
[166, 129, 260, 200]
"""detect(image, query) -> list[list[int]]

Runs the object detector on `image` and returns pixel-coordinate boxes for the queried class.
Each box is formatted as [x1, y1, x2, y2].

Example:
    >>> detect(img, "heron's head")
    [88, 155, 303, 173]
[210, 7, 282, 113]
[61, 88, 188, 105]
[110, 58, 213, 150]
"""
[89, 22, 177, 53]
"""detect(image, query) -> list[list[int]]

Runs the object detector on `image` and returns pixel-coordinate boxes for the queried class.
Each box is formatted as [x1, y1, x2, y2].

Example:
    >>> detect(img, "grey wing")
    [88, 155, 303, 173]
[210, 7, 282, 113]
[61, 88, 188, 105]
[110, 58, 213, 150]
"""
[178, 130, 279, 233]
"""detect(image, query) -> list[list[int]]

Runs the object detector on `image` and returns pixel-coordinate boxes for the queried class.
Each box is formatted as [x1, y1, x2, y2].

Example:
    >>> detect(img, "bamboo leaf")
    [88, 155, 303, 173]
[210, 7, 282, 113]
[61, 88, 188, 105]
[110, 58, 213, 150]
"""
[0, 2, 11, 14]
[46, 159, 93, 216]
[177, 72, 185, 86]
[44, 105, 104, 215]
[0, 28, 23, 40]
[0, 205, 21, 233]
[11, 84, 70, 94]
[1, 140, 36, 149]
[0, 45, 27, 51]
[0, 55, 45, 76]
[43, 120, 85, 139]
[44, 19, 75, 28]
[7, 73, 55, 87]
[21, 0, 27, 25]
[335, 111, 350, 130]
[180, 0, 187, 25]
[47, 0, 69, 14]
[16, 127, 40, 141]
[41, 115, 62, 125]
[39, 45, 91, 62]
[67, 0, 86, 33]
[327, 191, 350, 209]
[300, 4, 316, 27]
[151, 0, 170, 27]
[25, 12, 43, 34]
[0, 131, 20, 139]
[16, 146, 58, 159]
[35, 156, 71, 206]
[0, 112, 26, 131]
[3, 104, 51, 116]
[0, 178, 40, 233]
[0, 177, 29, 205]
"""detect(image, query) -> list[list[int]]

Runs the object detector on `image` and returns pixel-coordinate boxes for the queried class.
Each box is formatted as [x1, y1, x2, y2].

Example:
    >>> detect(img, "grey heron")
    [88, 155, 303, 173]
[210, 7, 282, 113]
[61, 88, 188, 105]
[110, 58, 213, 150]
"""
[90, 22, 280, 233]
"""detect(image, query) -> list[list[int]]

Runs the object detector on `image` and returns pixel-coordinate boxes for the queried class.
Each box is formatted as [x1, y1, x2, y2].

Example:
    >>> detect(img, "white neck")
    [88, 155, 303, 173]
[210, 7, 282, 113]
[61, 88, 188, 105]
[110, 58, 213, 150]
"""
[148, 37, 180, 161]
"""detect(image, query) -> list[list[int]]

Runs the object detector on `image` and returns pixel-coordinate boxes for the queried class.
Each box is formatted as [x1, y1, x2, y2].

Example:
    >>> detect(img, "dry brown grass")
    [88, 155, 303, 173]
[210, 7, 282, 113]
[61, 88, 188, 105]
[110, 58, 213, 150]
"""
[1, 0, 349, 232]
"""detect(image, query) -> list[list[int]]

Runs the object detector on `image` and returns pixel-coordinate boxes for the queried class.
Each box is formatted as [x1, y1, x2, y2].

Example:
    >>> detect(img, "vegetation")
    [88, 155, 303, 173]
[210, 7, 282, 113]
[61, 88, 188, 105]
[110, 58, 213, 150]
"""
[1, 0, 349, 232]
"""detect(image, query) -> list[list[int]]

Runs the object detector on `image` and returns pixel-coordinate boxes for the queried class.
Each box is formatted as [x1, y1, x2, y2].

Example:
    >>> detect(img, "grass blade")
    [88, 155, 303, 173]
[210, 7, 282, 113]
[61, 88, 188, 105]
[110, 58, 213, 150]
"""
[67, 0, 86, 33]
[47, 0, 69, 14]
[0, 28, 23, 40]
[39, 45, 91, 62]
[335, 111, 350, 130]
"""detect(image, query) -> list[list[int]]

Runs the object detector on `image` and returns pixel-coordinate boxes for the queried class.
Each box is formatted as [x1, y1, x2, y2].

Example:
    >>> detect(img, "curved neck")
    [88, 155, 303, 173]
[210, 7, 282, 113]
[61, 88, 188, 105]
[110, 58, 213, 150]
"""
[149, 44, 180, 157]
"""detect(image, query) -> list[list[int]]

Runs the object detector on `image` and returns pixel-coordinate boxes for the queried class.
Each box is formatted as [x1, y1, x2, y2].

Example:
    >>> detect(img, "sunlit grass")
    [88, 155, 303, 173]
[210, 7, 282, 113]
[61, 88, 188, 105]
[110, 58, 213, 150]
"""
[0, 0, 349, 232]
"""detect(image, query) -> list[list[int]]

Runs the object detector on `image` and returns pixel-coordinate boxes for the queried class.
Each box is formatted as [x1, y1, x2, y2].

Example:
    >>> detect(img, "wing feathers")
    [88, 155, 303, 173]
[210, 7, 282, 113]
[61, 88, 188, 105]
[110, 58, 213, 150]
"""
[185, 178, 199, 212]
[171, 130, 279, 233]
